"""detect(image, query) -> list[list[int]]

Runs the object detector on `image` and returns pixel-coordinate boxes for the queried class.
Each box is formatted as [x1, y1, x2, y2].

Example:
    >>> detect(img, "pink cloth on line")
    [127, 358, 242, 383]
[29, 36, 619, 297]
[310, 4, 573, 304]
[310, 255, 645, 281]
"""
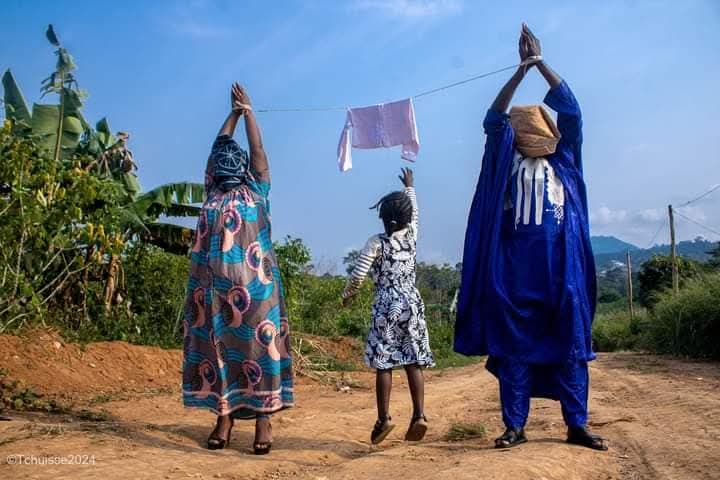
[337, 98, 420, 172]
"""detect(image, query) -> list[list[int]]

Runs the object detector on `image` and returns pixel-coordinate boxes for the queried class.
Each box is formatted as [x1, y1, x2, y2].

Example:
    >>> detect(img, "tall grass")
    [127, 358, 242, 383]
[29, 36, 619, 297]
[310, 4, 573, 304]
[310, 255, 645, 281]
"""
[646, 273, 720, 359]
[592, 309, 647, 352]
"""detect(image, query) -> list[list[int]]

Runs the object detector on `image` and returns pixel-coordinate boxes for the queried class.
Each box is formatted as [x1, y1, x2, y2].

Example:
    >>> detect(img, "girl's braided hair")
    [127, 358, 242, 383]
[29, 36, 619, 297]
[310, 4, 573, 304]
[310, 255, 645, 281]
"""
[370, 191, 413, 235]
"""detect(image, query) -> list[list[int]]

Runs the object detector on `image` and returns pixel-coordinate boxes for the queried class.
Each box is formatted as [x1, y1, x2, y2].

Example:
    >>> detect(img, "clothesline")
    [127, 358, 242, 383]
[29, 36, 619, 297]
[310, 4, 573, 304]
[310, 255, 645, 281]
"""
[255, 60, 534, 113]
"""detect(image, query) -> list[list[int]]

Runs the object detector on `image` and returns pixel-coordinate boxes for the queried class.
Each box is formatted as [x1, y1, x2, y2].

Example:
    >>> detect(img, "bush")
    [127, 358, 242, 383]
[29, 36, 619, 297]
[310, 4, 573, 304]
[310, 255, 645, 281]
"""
[592, 310, 647, 352]
[645, 273, 720, 359]
[638, 255, 700, 308]
[62, 244, 190, 347]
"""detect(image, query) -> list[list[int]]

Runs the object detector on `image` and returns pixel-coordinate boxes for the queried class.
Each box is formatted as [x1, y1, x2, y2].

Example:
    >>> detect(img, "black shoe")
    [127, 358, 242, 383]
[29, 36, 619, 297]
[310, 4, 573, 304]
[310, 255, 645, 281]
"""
[254, 416, 273, 455]
[371, 416, 395, 445]
[404, 414, 428, 441]
[495, 427, 527, 448]
[566, 426, 608, 451]
[207, 416, 234, 450]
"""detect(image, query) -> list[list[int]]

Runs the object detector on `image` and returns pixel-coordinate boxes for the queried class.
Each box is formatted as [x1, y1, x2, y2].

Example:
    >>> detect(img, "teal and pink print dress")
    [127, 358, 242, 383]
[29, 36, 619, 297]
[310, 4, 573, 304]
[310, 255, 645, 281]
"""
[182, 134, 293, 419]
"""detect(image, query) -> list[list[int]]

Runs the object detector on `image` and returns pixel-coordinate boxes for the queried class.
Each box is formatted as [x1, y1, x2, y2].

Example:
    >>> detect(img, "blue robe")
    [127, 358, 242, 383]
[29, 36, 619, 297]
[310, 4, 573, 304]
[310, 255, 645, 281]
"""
[455, 81, 596, 428]
[454, 81, 596, 365]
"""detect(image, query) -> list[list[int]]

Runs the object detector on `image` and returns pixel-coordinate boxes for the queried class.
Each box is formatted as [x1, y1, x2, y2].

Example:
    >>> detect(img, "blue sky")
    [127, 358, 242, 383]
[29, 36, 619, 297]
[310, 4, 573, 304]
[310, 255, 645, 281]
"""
[2, 0, 719, 271]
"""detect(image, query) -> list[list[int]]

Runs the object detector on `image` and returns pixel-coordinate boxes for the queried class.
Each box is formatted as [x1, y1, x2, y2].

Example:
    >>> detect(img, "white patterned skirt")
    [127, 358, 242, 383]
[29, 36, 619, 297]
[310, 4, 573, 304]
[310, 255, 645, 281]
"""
[365, 287, 435, 370]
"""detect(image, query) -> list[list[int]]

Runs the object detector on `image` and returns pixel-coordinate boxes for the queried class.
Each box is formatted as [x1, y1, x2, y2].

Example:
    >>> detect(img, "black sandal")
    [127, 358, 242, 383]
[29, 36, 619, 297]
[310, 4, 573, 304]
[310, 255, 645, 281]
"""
[404, 414, 428, 441]
[207, 416, 234, 450]
[566, 426, 608, 451]
[494, 427, 527, 449]
[254, 415, 273, 455]
[371, 415, 395, 445]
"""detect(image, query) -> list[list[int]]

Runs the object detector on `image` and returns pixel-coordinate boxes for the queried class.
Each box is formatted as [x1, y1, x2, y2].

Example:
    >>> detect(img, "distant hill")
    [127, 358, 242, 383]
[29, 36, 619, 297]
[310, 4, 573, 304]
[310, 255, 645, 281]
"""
[594, 237, 718, 271]
[591, 236, 638, 255]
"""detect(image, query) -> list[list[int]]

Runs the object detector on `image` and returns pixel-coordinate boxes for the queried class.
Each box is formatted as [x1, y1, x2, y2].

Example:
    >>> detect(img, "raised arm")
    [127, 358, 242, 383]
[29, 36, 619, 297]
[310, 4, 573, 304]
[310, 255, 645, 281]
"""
[399, 168, 418, 237]
[491, 24, 544, 113]
[232, 83, 270, 182]
[490, 68, 527, 113]
[522, 24, 581, 147]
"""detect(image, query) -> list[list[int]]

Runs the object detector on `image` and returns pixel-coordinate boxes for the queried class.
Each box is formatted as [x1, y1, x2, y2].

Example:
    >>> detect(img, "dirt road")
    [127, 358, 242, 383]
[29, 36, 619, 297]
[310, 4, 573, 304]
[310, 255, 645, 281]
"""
[1, 335, 719, 480]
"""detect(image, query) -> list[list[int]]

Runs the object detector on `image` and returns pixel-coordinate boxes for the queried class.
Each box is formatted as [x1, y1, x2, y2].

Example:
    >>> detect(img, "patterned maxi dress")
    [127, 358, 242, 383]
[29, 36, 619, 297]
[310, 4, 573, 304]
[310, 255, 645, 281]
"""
[182, 135, 294, 418]
[343, 187, 435, 370]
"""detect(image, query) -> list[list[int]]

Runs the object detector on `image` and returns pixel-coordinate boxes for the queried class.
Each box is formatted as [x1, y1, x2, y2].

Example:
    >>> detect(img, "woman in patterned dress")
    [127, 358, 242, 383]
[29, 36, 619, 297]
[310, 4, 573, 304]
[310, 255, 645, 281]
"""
[342, 168, 435, 445]
[182, 83, 293, 454]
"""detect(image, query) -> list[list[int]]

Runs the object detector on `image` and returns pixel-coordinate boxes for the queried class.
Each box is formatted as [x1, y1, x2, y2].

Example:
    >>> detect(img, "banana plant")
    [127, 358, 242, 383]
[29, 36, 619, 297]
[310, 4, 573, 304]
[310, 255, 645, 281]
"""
[129, 182, 204, 252]
[1, 25, 87, 160]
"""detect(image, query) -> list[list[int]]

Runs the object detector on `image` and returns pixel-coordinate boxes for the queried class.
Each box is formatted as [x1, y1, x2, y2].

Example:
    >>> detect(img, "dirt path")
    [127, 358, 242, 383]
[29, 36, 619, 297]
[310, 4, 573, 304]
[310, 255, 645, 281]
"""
[1, 339, 719, 479]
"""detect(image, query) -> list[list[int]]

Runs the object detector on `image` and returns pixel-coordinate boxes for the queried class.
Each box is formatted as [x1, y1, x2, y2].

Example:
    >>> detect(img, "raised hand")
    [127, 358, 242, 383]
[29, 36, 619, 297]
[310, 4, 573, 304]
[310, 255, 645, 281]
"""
[399, 167, 414, 188]
[231, 82, 252, 115]
[522, 23, 541, 59]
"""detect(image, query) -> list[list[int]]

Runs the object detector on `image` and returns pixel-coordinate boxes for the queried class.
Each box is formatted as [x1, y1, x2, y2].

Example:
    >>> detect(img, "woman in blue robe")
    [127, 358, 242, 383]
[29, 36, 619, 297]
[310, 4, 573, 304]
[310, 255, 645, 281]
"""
[455, 24, 607, 451]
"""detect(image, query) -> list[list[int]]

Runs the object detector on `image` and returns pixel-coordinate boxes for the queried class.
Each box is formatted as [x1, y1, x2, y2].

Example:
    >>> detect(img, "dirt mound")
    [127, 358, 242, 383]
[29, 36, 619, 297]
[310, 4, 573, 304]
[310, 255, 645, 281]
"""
[295, 333, 365, 370]
[0, 329, 181, 403]
[0, 330, 364, 406]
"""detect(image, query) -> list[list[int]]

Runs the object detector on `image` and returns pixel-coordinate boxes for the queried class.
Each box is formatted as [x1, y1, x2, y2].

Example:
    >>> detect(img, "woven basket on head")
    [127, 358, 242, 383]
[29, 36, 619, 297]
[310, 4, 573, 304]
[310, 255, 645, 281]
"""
[509, 105, 561, 158]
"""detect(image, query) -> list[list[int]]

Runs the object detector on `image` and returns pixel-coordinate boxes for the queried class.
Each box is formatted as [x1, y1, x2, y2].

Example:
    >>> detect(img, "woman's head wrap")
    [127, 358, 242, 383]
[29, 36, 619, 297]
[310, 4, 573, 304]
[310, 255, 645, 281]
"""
[210, 134, 250, 191]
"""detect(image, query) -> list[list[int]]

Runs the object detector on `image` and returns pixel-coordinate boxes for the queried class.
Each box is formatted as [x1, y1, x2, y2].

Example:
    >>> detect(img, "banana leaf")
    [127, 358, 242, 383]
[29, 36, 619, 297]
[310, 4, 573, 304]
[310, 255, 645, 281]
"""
[121, 172, 142, 199]
[132, 182, 205, 218]
[46, 24, 60, 47]
[95, 117, 116, 149]
[2, 69, 31, 128]
[142, 222, 195, 255]
[162, 203, 201, 217]
[63, 88, 89, 129]
[30, 103, 84, 155]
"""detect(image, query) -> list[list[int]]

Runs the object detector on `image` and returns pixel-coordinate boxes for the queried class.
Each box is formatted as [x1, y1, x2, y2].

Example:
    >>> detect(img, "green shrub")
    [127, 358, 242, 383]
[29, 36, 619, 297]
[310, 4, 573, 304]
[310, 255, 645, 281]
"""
[646, 273, 720, 359]
[638, 255, 701, 308]
[592, 309, 647, 352]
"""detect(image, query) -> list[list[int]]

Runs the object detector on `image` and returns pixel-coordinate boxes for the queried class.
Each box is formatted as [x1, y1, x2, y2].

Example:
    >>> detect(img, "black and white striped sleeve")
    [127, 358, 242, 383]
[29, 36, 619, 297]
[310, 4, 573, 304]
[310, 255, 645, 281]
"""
[342, 235, 381, 298]
[406, 187, 418, 239]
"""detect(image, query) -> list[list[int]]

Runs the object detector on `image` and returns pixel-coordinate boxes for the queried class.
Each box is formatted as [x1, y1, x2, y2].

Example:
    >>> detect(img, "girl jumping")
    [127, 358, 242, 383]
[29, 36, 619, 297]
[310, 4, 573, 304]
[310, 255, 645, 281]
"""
[342, 168, 435, 445]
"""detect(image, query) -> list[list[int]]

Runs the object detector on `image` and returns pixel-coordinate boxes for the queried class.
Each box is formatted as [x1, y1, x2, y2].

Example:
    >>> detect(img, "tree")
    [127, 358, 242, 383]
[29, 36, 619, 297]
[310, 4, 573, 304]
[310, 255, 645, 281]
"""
[0, 24, 208, 326]
[638, 255, 700, 308]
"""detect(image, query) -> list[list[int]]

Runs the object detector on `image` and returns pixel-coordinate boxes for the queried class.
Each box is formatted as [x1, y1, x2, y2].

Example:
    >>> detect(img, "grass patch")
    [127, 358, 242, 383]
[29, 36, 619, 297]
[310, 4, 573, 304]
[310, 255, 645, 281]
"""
[434, 353, 482, 369]
[74, 409, 110, 422]
[445, 422, 486, 442]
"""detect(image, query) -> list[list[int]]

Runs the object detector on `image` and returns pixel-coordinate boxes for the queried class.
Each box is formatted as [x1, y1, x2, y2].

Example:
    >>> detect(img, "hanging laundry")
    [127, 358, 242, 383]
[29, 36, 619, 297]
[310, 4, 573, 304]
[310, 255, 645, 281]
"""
[337, 98, 419, 172]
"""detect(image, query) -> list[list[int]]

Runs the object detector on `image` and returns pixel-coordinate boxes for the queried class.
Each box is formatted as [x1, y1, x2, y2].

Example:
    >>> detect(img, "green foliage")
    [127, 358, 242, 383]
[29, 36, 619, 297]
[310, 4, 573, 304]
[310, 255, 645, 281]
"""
[592, 310, 647, 352]
[417, 262, 461, 306]
[707, 243, 720, 270]
[637, 255, 701, 308]
[93, 244, 189, 347]
[276, 238, 473, 367]
[1, 70, 31, 127]
[0, 120, 128, 329]
[645, 273, 720, 359]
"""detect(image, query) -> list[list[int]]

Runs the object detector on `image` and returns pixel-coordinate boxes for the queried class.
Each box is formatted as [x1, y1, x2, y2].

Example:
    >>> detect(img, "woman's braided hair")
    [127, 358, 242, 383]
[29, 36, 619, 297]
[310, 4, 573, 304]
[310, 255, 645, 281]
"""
[370, 191, 413, 235]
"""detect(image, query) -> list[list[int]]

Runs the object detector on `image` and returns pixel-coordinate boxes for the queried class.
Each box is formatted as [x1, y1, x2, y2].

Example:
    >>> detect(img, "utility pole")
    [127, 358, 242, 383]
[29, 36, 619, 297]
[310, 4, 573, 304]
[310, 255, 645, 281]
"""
[668, 204, 679, 294]
[626, 250, 634, 319]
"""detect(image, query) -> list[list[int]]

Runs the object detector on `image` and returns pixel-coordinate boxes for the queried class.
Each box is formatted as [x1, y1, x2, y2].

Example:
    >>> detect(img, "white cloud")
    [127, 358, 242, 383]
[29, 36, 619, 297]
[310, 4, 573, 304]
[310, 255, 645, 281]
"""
[589, 203, 719, 247]
[352, 0, 463, 19]
[636, 208, 664, 223]
[590, 206, 628, 226]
